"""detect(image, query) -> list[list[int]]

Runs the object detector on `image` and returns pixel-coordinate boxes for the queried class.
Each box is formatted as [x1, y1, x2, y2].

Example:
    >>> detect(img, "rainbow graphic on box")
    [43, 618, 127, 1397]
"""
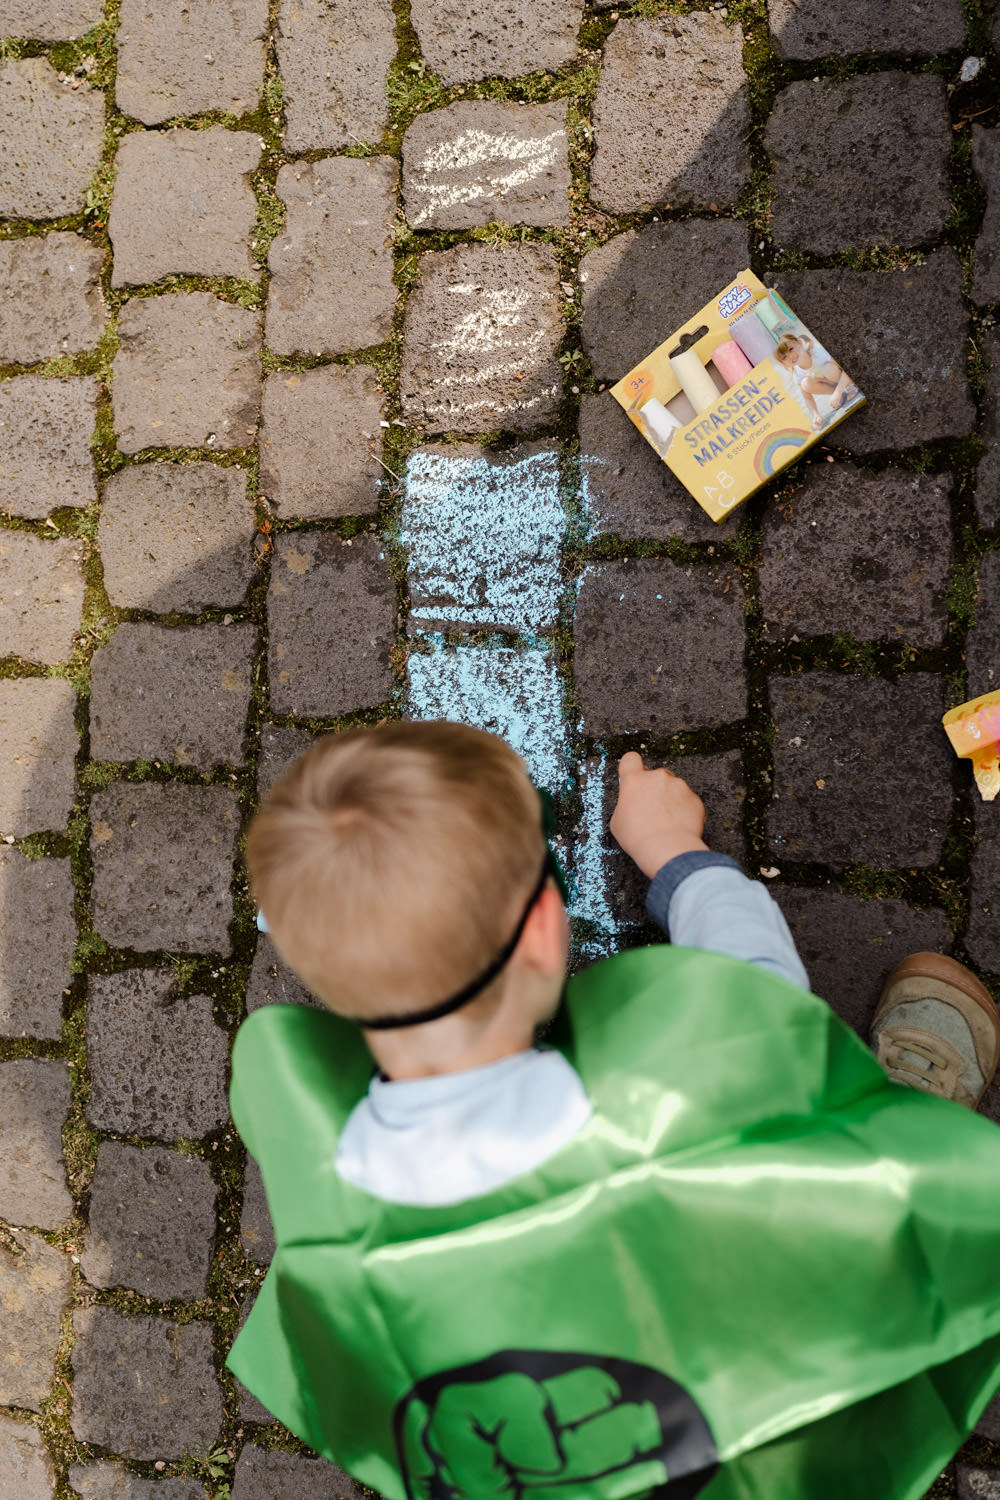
[754, 429, 811, 480]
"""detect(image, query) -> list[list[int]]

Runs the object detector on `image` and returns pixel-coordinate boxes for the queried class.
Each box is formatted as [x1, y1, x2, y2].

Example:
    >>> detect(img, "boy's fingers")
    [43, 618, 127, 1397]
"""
[617, 751, 644, 778]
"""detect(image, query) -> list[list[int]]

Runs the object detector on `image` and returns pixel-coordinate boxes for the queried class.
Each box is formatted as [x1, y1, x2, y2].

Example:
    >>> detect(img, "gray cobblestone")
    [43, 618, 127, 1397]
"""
[240, 1158, 274, 1263]
[0, 232, 105, 365]
[267, 532, 395, 718]
[260, 365, 383, 519]
[976, 331, 1000, 530]
[0, 375, 97, 518]
[0, 678, 77, 836]
[768, 0, 965, 58]
[99, 462, 256, 613]
[69, 1462, 206, 1499]
[399, 242, 562, 433]
[0, 1059, 73, 1229]
[257, 723, 317, 800]
[82, 1142, 217, 1300]
[0, 59, 103, 217]
[233, 1295, 273, 1424]
[965, 551, 1000, 701]
[89, 783, 239, 952]
[0, 534, 85, 664]
[957, 1468, 1000, 1500]
[71, 1308, 223, 1458]
[591, 14, 749, 214]
[409, 0, 582, 86]
[109, 128, 262, 287]
[276, 0, 395, 151]
[580, 220, 750, 384]
[0, 1414, 54, 1500]
[0, 0, 103, 39]
[90, 621, 256, 770]
[774, 888, 951, 1036]
[86, 969, 229, 1138]
[972, 126, 1000, 309]
[767, 75, 951, 254]
[760, 463, 951, 646]
[247, 937, 321, 1011]
[266, 157, 397, 357]
[113, 292, 261, 453]
[402, 101, 570, 229]
[574, 559, 746, 737]
[579, 393, 741, 543]
[767, 673, 952, 868]
[0, 850, 74, 1038]
[115, 0, 268, 125]
[233, 1444, 367, 1500]
[773, 252, 974, 452]
[0, 1230, 71, 1411]
[977, 1389, 1000, 1442]
[966, 797, 1000, 973]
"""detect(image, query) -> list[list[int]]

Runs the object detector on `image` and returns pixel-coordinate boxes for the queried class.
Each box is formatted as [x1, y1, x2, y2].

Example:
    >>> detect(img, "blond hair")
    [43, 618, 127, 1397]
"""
[775, 334, 812, 362]
[247, 722, 546, 1020]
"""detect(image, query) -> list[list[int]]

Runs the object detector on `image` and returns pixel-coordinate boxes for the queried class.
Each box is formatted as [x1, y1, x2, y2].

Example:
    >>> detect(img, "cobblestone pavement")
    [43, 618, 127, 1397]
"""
[1, 0, 999, 1494]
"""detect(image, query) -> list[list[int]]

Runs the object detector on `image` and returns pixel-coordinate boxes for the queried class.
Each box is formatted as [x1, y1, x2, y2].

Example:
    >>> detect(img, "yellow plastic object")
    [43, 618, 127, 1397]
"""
[942, 689, 1000, 800]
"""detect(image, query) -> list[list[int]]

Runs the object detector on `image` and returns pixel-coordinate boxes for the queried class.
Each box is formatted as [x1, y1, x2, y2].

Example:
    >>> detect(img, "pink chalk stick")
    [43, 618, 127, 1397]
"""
[711, 339, 754, 389]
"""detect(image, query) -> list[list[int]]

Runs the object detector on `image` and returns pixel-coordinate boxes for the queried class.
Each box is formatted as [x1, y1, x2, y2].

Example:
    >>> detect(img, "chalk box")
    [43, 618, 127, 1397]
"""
[610, 269, 865, 523]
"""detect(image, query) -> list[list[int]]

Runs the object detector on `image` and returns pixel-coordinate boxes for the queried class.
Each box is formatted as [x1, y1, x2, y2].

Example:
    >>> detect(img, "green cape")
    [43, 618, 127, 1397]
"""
[228, 945, 1000, 1500]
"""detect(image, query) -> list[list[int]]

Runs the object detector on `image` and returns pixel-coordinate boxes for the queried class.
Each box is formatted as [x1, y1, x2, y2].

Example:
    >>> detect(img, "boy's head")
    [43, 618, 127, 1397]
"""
[248, 722, 566, 1067]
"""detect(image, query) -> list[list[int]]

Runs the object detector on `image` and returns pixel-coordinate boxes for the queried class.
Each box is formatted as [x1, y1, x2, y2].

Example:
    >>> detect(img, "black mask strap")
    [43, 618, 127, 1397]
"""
[349, 848, 557, 1032]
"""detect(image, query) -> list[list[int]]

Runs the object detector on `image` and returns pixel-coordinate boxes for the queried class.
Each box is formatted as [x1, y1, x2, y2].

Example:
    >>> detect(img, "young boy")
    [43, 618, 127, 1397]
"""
[229, 721, 1000, 1500]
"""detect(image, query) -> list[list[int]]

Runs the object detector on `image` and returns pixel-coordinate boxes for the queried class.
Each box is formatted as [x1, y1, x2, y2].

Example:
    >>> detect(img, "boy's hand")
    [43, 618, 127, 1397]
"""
[610, 752, 708, 879]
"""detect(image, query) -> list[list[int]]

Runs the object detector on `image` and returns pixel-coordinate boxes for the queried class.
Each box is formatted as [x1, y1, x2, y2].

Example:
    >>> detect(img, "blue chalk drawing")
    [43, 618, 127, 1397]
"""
[403, 447, 564, 637]
[407, 641, 569, 792]
[568, 752, 620, 946]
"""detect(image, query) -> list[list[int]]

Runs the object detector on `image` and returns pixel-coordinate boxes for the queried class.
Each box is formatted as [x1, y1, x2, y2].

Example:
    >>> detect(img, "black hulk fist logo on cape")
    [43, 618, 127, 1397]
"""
[395, 1351, 719, 1500]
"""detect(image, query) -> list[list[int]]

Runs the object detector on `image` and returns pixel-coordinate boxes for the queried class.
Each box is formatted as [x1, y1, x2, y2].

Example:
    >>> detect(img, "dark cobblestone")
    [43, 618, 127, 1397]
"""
[408, 0, 581, 86]
[276, 0, 395, 151]
[267, 532, 395, 718]
[90, 621, 256, 770]
[590, 14, 749, 214]
[257, 723, 317, 800]
[0, 0, 103, 38]
[86, 969, 228, 1138]
[966, 797, 1000, 973]
[773, 252, 974, 453]
[579, 393, 728, 543]
[266, 158, 397, 357]
[71, 1308, 223, 1458]
[574, 559, 746, 737]
[0, 533, 85, 664]
[402, 101, 570, 229]
[580, 220, 750, 383]
[70, 1463, 206, 1499]
[240, 1158, 275, 1263]
[99, 463, 256, 613]
[0, 1229, 71, 1411]
[399, 242, 562, 433]
[768, 0, 965, 58]
[0, 375, 97, 518]
[577, 749, 745, 932]
[977, 1390, 1000, 1441]
[0, 1059, 73, 1229]
[976, 332, 1000, 530]
[113, 292, 261, 453]
[766, 75, 951, 254]
[957, 1468, 1000, 1500]
[247, 938, 321, 1011]
[233, 1444, 367, 1500]
[0, 232, 105, 365]
[233, 1294, 273, 1424]
[81, 1142, 217, 1300]
[0, 59, 103, 217]
[972, 126, 1000, 309]
[774, 888, 951, 1036]
[260, 365, 383, 519]
[0, 850, 74, 1038]
[0, 679, 77, 836]
[0, 1413, 54, 1500]
[767, 673, 952, 868]
[109, 128, 261, 287]
[116, 0, 268, 125]
[759, 462, 951, 646]
[89, 783, 239, 952]
[965, 550, 1000, 701]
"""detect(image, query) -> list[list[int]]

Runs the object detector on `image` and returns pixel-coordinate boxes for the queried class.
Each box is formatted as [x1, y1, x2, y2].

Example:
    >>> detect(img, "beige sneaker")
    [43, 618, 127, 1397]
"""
[870, 953, 1000, 1109]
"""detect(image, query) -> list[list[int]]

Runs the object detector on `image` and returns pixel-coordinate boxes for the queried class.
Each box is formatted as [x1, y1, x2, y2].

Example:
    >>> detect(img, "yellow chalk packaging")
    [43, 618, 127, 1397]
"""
[611, 269, 865, 523]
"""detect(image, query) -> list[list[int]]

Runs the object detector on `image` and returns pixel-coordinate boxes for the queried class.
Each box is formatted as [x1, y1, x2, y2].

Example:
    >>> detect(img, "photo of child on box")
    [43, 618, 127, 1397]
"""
[612, 270, 865, 523]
